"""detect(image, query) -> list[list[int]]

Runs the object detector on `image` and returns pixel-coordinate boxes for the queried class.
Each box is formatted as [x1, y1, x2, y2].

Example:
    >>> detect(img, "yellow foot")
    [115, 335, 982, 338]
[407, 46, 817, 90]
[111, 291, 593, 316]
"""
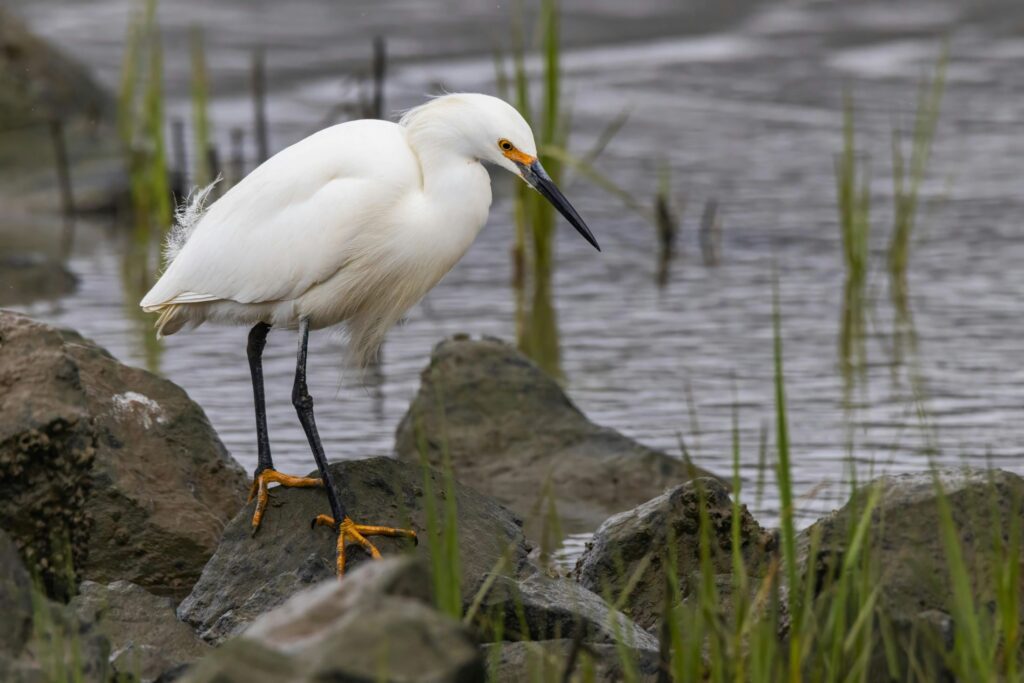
[248, 469, 322, 534]
[312, 514, 418, 576]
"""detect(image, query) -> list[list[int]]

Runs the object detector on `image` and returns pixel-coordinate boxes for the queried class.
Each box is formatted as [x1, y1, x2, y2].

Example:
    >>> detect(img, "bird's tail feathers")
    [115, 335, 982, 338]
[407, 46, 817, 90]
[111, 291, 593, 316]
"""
[164, 177, 222, 265]
[343, 311, 399, 371]
[153, 304, 188, 338]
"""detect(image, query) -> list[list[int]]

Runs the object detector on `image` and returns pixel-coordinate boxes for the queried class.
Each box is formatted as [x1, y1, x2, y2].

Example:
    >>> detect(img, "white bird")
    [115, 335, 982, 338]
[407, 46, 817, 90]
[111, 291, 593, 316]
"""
[140, 93, 599, 575]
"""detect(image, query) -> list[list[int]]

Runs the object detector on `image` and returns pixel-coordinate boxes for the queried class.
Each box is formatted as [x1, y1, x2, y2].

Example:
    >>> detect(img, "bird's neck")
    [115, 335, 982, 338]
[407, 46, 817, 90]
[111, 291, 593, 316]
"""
[411, 138, 493, 237]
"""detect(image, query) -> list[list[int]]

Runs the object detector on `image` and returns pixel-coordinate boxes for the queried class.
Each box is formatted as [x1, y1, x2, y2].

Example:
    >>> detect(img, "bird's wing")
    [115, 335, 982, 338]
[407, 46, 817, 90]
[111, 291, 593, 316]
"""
[140, 120, 420, 310]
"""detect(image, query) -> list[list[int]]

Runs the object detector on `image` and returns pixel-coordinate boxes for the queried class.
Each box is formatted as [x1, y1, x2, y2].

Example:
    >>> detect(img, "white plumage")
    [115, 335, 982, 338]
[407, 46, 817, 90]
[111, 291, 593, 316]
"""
[141, 92, 597, 366]
[138, 92, 599, 576]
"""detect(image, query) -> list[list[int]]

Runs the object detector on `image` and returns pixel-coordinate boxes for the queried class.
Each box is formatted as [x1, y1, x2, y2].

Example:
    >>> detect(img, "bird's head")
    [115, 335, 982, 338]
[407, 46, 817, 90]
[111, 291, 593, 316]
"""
[405, 93, 600, 251]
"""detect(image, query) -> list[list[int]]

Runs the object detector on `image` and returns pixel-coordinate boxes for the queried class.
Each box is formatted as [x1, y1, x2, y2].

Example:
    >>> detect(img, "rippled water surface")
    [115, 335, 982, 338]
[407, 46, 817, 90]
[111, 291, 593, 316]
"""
[4, 0, 1024, 530]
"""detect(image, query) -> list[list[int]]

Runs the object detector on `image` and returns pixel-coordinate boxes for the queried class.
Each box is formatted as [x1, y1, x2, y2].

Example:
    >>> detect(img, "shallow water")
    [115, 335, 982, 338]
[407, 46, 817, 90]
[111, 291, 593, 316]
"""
[4, 0, 1024, 534]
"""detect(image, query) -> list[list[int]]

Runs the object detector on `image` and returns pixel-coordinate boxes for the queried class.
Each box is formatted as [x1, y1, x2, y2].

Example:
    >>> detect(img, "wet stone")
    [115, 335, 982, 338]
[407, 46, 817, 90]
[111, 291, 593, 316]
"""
[178, 456, 529, 644]
[471, 567, 660, 658]
[395, 336, 722, 540]
[182, 556, 484, 683]
[69, 580, 209, 682]
[0, 310, 247, 600]
[799, 468, 1024, 680]
[575, 477, 777, 632]
[482, 640, 660, 683]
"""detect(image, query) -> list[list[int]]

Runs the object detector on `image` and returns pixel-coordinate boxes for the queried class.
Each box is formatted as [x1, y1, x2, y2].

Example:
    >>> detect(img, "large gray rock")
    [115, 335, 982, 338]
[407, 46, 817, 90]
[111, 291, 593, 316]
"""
[472, 567, 660, 657]
[482, 640, 660, 683]
[800, 468, 1024, 680]
[182, 556, 484, 683]
[395, 336, 721, 539]
[575, 478, 776, 631]
[176, 639, 295, 683]
[0, 311, 247, 599]
[179, 456, 530, 644]
[0, 7, 109, 128]
[70, 580, 209, 682]
[0, 530, 33, 660]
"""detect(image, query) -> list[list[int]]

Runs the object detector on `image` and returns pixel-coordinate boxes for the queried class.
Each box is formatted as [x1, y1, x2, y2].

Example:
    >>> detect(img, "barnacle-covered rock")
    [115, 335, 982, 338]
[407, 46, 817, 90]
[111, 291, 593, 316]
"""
[0, 310, 247, 600]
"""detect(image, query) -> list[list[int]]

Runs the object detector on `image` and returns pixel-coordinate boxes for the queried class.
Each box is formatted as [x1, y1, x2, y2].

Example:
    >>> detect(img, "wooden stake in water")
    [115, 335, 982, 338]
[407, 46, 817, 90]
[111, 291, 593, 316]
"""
[700, 198, 722, 266]
[229, 127, 245, 186]
[371, 36, 386, 119]
[49, 119, 75, 217]
[207, 144, 221, 197]
[169, 117, 187, 198]
[251, 47, 269, 163]
[653, 168, 679, 287]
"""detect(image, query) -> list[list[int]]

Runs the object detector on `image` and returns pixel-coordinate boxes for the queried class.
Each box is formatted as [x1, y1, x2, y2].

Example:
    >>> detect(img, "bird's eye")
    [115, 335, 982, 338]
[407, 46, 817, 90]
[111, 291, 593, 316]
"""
[498, 139, 514, 152]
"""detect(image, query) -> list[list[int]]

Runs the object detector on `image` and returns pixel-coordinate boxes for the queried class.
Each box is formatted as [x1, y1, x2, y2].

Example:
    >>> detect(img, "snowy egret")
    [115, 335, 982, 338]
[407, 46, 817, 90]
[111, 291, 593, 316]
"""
[140, 93, 599, 575]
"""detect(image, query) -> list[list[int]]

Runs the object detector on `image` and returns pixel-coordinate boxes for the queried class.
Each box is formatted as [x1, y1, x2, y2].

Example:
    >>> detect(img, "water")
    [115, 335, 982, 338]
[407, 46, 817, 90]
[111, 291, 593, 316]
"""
[4, 0, 1024, 533]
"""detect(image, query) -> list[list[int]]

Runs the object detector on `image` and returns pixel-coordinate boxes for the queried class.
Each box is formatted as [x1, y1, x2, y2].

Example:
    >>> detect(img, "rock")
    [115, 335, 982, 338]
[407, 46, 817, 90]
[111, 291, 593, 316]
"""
[0, 529, 33, 659]
[69, 580, 209, 682]
[182, 557, 484, 683]
[472, 567, 660, 657]
[395, 336, 721, 538]
[18, 599, 112, 683]
[482, 640, 660, 683]
[0, 311, 247, 599]
[179, 456, 529, 644]
[800, 468, 1024, 680]
[0, 565, 111, 682]
[177, 639, 295, 683]
[242, 555, 434, 646]
[575, 478, 776, 631]
[0, 253, 78, 306]
[0, 7, 109, 128]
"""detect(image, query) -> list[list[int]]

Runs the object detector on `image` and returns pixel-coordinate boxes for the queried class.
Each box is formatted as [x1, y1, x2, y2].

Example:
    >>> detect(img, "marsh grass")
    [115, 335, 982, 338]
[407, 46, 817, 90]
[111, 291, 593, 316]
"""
[119, 0, 172, 233]
[386, 42, 996, 683]
[834, 92, 871, 393]
[497, 0, 691, 373]
[888, 50, 947, 284]
[411, 288, 1023, 682]
[497, 0, 649, 376]
[116, 0, 172, 371]
[835, 93, 872, 288]
[190, 25, 213, 189]
[887, 51, 946, 409]
[500, 0, 568, 378]
[415, 384, 462, 619]
[28, 588, 88, 683]
[933, 470, 1023, 680]
[19, 535, 132, 683]
[833, 50, 946, 408]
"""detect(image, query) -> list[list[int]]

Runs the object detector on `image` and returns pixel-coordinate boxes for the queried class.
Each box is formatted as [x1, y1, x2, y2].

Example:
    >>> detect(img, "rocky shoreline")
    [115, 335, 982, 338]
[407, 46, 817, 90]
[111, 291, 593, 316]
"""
[1, 309, 1022, 682]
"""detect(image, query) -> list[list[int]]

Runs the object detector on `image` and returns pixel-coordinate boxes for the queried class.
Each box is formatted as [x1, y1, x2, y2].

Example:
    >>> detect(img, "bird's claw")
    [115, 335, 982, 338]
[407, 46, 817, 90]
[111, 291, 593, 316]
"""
[248, 469, 322, 535]
[311, 514, 418, 576]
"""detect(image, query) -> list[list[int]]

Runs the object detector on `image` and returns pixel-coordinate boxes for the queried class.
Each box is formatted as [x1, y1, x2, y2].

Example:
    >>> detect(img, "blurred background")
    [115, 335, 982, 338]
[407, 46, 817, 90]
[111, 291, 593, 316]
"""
[2, 0, 1023, 539]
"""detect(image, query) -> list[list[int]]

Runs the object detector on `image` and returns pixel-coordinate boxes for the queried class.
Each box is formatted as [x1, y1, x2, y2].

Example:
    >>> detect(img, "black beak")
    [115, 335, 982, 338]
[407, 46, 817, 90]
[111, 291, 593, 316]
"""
[519, 160, 600, 252]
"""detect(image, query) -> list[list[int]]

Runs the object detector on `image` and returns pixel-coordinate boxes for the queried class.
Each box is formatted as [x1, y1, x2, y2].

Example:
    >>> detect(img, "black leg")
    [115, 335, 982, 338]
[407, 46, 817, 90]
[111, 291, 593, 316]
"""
[247, 322, 274, 474]
[292, 317, 347, 524]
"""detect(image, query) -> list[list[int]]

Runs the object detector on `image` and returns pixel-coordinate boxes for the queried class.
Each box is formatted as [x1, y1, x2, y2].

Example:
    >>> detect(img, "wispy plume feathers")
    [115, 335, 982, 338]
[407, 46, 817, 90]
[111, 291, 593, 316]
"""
[164, 177, 221, 264]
